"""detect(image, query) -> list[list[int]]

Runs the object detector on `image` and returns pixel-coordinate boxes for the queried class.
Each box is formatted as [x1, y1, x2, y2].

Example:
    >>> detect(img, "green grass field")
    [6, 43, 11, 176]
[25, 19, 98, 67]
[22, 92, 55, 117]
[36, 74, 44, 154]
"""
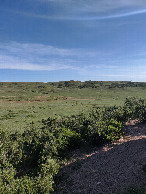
[0, 82, 146, 132]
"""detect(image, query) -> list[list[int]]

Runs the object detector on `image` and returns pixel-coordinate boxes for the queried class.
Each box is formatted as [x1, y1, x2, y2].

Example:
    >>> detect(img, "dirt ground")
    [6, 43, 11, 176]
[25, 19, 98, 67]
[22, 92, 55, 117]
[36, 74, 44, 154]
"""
[54, 122, 146, 194]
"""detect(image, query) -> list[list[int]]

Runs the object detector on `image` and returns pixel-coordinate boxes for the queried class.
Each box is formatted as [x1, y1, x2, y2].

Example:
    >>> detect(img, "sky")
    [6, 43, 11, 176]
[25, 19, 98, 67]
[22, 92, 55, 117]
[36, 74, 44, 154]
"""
[1, 0, 146, 82]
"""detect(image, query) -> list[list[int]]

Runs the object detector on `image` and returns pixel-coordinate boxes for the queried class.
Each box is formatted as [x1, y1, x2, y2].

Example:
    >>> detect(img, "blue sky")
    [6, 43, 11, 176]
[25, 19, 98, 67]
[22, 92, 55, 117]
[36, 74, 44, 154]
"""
[1, 0, 146, 82]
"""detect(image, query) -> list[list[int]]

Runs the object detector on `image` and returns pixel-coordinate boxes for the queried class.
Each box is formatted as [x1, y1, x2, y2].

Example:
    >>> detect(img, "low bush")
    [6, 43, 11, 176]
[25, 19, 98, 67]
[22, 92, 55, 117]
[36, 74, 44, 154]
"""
[123, 97, 146, 122]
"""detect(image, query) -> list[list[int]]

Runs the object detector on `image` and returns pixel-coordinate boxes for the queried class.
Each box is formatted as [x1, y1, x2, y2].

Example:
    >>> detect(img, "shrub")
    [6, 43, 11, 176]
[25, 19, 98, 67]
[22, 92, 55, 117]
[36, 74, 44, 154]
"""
[123, 97, 146, 122]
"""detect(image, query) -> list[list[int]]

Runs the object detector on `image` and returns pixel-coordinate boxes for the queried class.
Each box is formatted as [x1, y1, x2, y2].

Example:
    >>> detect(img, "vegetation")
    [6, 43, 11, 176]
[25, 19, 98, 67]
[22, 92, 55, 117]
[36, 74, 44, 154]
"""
[0, 88, 145, 193]
[0, 82, 146, 192]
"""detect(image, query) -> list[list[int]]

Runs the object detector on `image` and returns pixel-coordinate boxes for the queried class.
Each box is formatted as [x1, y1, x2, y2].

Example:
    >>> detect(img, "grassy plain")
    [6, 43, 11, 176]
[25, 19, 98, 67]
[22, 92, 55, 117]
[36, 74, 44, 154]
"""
[0, 82, 146, 132]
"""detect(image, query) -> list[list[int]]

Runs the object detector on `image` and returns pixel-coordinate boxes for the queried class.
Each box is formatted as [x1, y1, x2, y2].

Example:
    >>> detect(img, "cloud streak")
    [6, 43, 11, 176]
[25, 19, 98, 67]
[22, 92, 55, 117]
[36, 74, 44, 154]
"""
[33, 0, 146, 20]
[38, 0, 146, 12]
[0, 54, 74, 71]
[1, 41, 146, 81]
[0, 42, 105, 71]
[5, 0, 146, 21]
[76, 9, 146, 20]
[0, 42, 78, 71]
[8, 8, 146, 21]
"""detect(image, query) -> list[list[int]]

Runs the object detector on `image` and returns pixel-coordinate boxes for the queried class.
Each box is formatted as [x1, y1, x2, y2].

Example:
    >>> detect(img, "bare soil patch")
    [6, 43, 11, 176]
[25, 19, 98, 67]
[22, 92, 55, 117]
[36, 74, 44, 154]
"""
[67, 97, 95, 101]
[54, 122, 146, 194]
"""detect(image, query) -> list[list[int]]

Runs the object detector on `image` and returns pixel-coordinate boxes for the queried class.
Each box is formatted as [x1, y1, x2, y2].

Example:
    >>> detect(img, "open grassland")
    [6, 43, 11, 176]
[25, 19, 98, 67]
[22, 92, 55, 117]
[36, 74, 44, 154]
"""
[0, 82, 146, 132]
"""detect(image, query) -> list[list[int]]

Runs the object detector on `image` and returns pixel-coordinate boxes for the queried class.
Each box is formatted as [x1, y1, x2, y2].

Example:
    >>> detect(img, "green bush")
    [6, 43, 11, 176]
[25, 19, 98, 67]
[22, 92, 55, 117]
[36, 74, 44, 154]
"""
[0, 128, 60, 193]
[123, 97, 146, 122]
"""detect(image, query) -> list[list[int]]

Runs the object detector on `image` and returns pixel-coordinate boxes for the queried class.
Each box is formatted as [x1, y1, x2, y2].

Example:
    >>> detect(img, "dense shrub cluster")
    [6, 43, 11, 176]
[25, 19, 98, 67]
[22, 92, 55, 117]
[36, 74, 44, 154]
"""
[0, 128, 60, 193]
[48, 80, 146, 88]
[0, 97, 145, 193]
[123, 97, 146, 122]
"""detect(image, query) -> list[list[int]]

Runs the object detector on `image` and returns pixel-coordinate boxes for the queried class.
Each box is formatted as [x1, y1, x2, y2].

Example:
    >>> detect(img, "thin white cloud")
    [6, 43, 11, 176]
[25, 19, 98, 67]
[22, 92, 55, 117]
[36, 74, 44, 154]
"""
[94, 9, 146, 20]
[0, 63, 72, 71]
[0, 41, 122, 76]
[75, 9, 146, 20]
[77, 58, 146, 82]
[0, 54, 74, 71]
[0, 42, 80, 71]
[9, 8, 146, 21]
[0, 41, 104, 60]
[32, 0, 146, 20]
[1, 41, 146, 82]
[5, 0, 146, 20]
[0, 42, 104, 71]
[39, 0, 146, 12]
[0, 42, 78, 57]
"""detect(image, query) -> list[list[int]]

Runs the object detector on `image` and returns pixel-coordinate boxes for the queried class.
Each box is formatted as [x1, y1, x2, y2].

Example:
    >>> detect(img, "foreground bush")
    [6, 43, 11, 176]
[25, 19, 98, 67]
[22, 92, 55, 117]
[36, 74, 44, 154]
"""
[123, 97, 146, 122]
[0, 97, 145, 193]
